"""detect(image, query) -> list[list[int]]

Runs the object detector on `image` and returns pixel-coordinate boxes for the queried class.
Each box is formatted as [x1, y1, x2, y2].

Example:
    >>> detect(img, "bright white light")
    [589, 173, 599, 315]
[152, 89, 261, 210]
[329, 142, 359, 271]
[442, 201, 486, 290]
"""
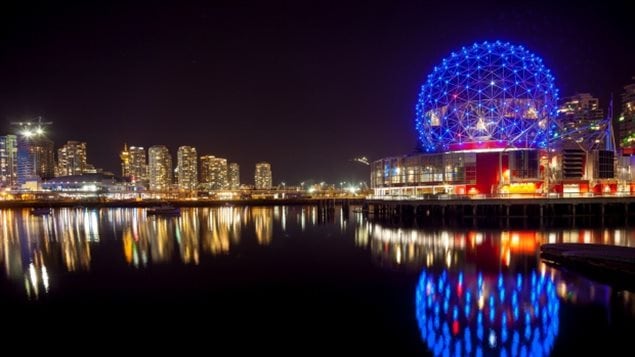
[81, 184, 98, 192]
[29, 263, 38, 287]
[22, 130, 33, 138]
[36, 127, 44, 135]
[42, 266, 49, 292]
[488, 329, 497, 347]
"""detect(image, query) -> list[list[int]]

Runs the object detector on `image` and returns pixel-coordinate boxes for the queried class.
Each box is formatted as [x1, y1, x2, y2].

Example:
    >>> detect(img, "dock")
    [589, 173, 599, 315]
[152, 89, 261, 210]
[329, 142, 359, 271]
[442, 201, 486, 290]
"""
[363, 196, 635, 226]
[540, 243, 635, 290]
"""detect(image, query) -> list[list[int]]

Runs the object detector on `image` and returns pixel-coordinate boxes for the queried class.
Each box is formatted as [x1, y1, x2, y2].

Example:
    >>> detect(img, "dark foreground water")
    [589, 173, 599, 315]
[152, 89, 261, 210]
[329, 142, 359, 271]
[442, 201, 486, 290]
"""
[0, 206, 633, 354]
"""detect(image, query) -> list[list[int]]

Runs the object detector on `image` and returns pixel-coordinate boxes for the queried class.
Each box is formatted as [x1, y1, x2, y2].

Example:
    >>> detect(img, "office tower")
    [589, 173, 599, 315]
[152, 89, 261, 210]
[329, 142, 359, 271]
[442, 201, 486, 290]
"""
[0, 135, 17, 187]
[228, 162, 240, 189]
[148, 145, 172, 191]
[56, 140, 88, 176]
[177, 146, 198, 190]
[200, 155, 228, 190]
[254, 162, 272, 189]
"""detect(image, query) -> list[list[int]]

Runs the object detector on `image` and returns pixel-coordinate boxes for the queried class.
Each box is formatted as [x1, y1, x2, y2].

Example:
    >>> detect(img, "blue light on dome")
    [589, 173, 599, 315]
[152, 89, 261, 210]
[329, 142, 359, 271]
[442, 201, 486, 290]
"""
[415, 41, 559, 153]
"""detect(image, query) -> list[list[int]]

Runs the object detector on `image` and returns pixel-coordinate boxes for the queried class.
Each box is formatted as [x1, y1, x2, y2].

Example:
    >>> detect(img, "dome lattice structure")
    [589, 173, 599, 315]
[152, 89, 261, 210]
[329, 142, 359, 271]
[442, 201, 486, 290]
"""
[415, 41, 559, 153]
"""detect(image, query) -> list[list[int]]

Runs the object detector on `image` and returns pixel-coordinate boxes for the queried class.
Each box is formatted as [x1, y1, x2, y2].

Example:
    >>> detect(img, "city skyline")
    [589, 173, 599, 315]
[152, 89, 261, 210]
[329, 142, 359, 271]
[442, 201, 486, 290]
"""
[1, 1, 634, 184]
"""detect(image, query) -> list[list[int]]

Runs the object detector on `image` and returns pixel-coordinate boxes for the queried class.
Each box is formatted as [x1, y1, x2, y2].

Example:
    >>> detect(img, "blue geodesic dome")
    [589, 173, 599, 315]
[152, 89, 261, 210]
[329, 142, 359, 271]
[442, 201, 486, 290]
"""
[415, 41, 559, 153]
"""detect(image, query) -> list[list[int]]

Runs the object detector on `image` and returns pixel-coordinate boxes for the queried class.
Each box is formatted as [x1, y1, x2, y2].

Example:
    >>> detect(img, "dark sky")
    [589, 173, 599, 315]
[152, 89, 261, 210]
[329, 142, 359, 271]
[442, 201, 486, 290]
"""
[1, 0, 634, 185]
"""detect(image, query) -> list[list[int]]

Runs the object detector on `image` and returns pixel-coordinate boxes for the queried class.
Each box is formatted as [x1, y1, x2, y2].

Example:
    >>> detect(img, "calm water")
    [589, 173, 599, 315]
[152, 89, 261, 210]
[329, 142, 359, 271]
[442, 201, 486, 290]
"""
[0, 206, 633, 354]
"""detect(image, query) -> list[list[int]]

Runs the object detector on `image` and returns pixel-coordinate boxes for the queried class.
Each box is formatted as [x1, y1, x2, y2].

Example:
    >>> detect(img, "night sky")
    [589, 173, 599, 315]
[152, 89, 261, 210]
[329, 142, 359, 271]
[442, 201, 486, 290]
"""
[1, 0, 634, 185]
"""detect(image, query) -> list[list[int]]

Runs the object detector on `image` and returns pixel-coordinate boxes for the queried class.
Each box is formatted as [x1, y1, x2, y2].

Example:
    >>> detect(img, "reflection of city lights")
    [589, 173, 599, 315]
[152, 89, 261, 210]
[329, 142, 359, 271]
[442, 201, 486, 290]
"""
[42, 266, 49, 292]
[416, 269, 559, 356]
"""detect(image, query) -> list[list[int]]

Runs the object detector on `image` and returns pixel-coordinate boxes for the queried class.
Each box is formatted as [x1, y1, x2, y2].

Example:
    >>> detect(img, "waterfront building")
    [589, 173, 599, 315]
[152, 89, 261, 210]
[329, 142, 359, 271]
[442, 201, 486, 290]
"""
[620, 78, 635, 154]
[121, 145, 148, 188]
[177, 146, 198, 191]
[372, 41, 560, 197]
[43, 172, 123, 193]
[228, 162, 240, 189]
[200, 155, 228, 190]
[555, 93, 613, 181]
[17, 134, 55, 184]
[0, 135, 17, 187]
[371, 41, 619, 197]
[56, 140, 89, 176]
[148, 145, 172, 191]
[255, 162, 272, 189]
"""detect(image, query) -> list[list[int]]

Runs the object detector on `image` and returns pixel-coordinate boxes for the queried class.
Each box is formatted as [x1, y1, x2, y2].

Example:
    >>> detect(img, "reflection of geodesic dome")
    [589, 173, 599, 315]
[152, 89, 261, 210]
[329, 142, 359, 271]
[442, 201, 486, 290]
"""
[415, 41, 559, 153]
[415, 269, 559, 356]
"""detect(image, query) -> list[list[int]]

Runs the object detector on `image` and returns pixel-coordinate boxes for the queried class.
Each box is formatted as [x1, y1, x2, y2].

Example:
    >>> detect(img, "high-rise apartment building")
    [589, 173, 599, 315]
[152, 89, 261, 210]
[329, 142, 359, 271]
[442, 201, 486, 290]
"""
[148, 145, 172, 191]
[200, 155, 228, 190]
[177, 146, 198, 191]
[0, 135, 17, 187]
[56, 140, 88, 176]
[620, 78, 635, 154]
[254, 162, 272, 189]
[228, 162, 240, 189]
[121, 145, 148, 187]
[120, 143, 131, 178]
[558, 93, 604, 133]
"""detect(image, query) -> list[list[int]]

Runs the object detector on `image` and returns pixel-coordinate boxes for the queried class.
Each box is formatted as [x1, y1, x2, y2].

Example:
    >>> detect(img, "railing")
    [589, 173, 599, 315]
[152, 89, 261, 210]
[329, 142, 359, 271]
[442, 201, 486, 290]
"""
[368, 191, 635, 201]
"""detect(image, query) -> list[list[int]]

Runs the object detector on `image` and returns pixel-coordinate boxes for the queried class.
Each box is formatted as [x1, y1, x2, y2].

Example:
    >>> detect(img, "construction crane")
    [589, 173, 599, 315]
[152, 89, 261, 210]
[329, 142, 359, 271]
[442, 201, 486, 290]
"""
[10, 116, 53, 137]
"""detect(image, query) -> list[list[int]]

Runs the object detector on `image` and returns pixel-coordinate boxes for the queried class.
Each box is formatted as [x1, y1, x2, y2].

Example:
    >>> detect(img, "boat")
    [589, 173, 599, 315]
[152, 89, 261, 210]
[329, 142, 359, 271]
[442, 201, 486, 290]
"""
[146, 205, 181, 216]
[31, 207, 52, 216]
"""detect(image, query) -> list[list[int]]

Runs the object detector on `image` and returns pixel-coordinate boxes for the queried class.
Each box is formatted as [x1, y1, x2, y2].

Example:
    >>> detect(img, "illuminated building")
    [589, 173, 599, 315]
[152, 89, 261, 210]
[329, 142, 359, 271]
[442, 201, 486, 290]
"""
[56, 140, 89, 176]
[16, 134, 55, 184]
[177, 146, 198, 191]
[148, 145, 173, 191]
[200, 155, 228, 190]
[558, 93, 604, 131]
[120, 143, 130, 178]
[372, 41, 560, 197]
[255, 162, 272, 189]
[121, 145, 148, 188]
[553, 93, 616, 181]
[0, 135, 17, 187]
[42, 173, 122, 192]
[620, 78, 635, 154]
[228, 162, 240, 189]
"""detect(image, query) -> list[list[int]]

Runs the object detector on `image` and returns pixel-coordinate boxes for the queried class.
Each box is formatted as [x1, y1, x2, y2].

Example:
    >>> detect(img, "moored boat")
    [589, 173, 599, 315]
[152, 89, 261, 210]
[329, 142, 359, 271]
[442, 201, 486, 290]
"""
[146, 205, 180, 216]
[31, 207, 52, 216]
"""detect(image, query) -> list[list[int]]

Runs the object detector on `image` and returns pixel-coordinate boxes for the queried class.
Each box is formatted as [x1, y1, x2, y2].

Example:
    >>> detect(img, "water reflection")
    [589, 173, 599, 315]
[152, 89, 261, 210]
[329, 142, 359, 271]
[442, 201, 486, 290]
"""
[369, 224, 635, 271]
[367, 222, 635, 355]
[0, 208, 96, 299]
[252, 207, 273, 245]
[415, 268, 559, 356]
[0, 206, 286, 298]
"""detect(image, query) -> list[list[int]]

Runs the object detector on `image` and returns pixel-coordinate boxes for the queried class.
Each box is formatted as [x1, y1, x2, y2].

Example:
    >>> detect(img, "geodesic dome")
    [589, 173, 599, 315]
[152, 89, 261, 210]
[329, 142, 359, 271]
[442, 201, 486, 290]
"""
[415, 41, 559, 153]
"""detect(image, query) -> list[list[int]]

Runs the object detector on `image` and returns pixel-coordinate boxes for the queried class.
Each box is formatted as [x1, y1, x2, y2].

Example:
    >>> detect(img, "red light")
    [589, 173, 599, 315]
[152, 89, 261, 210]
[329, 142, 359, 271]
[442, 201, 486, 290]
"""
[452, 320, 459, 335]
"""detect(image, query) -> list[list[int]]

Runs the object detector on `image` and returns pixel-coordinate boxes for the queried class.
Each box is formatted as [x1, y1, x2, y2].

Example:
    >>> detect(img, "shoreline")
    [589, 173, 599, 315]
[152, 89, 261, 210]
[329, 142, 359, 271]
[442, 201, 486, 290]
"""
[0, 198, 365, 209]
